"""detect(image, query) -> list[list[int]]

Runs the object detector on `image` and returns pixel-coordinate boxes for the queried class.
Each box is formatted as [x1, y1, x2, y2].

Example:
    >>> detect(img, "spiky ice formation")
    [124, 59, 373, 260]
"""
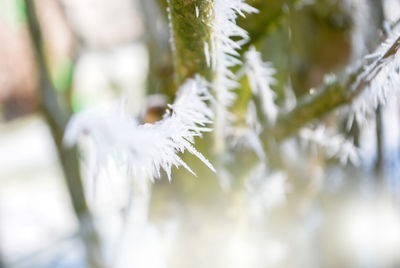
[211, 0, 257, 149]
[349, 29, 400, 127]
[244, 46, 278, 125]
[64, 76, 215, 181]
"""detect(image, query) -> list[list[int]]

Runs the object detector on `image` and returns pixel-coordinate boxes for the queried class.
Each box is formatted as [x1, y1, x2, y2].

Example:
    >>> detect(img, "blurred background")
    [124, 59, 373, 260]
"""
[1, 0, 400, 267]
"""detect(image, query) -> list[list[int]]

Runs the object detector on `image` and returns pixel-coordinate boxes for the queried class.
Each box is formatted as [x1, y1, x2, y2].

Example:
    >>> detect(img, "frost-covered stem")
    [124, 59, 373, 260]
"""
[24, 2, 105, 268]
[269, 79, 348, 140]
[268, 34, 400, 141]
[167, 0, 214, 84]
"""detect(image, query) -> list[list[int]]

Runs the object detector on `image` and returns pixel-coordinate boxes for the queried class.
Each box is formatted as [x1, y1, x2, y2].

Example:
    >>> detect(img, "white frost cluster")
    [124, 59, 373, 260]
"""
[211, 0, 258, 142]
[245, 46, 278, 125]
[299, 126, 360, 165]
[349, 29, 400, 126]
[228, 102, 266, 161]
[64, 76, 215, 181]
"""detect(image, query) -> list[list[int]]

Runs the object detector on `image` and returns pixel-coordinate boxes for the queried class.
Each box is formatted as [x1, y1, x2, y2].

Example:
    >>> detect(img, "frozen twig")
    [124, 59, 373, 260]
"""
[268, 29, 400, 141]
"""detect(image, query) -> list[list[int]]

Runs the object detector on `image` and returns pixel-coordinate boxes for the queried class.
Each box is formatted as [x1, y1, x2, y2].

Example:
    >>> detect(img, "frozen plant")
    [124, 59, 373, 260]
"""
[349, 27, 400, 127]
[22, 1, 400, 267]
[228, 101, 266, 161]
[244, 46, 278, 125]
[211, 0, 257, 148]
[299, 126, 360, 165]
[64, 76, 215, 182]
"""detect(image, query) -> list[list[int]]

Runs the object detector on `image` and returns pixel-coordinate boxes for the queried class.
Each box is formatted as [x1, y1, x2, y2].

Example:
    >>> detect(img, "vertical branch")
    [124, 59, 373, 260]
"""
[23, 1, 105, 268]
[372, 0, 385, 182]
[375, 105, 385, 180]
[167, 0, 214, 84]
[138, 0, 175, 97]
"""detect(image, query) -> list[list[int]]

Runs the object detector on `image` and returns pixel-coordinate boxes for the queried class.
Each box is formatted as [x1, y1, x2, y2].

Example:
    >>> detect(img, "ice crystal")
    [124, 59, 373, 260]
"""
[283, 80, 297, 112]
[349, 29, 400, 127]
[204, 42, 211, 68]
[244, 46, 278, 125]
[227, 102, 266, 161]
[246, 100, 262, 133]
[299, 126, 360, 165]
[64, 76, 215, 181]
[211, 0, 257, 145]
[229, 127, 266, 161]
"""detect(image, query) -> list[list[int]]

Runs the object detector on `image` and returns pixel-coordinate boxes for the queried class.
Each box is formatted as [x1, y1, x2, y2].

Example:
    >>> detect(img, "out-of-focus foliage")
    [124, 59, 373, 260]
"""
[1, 0, 400, 268]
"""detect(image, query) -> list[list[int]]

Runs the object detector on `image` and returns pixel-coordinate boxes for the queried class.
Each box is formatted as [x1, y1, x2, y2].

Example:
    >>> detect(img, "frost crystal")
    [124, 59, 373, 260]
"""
[64, 76, 215, 181]
[204, 42, 211, 68]
[211, 0, 258, 145]
[299, 126, 360, 165]
[166, 0, 176, 53]
[349, 29, 400, 127]
[245, 46, 278, 125]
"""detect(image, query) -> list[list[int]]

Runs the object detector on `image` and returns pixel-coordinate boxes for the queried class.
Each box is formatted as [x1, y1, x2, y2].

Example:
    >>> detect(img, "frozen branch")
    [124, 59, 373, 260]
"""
[267, 32, 400, 141]
[139, 0, 175, 96]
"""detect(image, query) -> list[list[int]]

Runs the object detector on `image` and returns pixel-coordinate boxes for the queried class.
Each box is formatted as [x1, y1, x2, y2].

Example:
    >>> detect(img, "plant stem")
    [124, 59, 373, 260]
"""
[139, 0, 175, 97]
[24, 1, 105, 267]
[374, 0, 386, 182]
[375, 105, 385, 179]
[268, 77, 349, 140]
[167, 0, 214, 84]
[239, 0, 303, 51]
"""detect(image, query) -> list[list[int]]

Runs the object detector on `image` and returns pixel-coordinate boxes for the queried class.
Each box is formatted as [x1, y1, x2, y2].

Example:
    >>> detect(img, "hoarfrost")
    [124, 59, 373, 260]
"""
[245, 46, 278, 125]
[64, 76, 215, 182]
